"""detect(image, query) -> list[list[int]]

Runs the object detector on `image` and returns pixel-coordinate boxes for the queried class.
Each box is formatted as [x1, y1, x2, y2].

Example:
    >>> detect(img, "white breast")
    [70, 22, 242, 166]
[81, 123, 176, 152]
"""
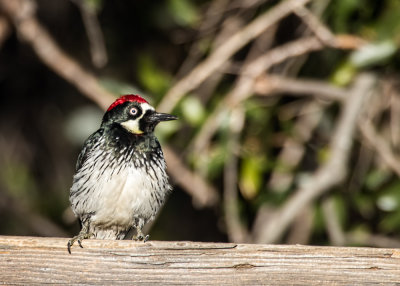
[70, 147, 170, 230]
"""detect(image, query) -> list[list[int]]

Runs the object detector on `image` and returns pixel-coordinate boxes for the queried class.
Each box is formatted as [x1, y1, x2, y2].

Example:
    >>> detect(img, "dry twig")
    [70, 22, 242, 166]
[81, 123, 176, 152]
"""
[255, 74, 347, 102]
[286, 206, 313, 244]
[71, 0, 108, 68]
[293, 6, 336, 46]
[322, 196, 346, 246]
[359, 120, 400, 177]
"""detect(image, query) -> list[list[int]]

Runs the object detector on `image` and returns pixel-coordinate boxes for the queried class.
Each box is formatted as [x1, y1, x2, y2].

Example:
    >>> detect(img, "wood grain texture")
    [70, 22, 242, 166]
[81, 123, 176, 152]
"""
[0, 235, 400, 285]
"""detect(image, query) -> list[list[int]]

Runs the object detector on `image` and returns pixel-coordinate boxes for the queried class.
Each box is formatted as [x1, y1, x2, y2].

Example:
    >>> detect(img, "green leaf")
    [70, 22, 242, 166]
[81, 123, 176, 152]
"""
[330, 61, 357, 86]
[365, 168, 391, 191]
[332, 195, 347, 227]
[239, 156, 266, 200]
[137, 53, 171, 96]
[167, 0, 199, 27]
[374, 0, 400, 40]
[377, 195, 398, 212]
[331, 0, 361, 33]
[354, 194, 375, 218]
[180, 96, 206, 126]
[313, 205, 325, 234]
[379, 210, 400, 232]
[376, 180, 400, 212]
[84, 0, 103, 11]
[350, 41, 397, 68]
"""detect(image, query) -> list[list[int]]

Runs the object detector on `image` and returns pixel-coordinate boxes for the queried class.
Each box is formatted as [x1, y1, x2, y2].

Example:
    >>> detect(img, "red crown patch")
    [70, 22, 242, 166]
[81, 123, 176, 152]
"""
[107, 95, 148, 111]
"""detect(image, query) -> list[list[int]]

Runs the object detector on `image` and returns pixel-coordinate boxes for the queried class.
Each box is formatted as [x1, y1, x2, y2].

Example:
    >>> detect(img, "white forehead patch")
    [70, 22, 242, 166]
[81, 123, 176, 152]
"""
[141, 103, 155, 112]
[120, 103, 155, 134]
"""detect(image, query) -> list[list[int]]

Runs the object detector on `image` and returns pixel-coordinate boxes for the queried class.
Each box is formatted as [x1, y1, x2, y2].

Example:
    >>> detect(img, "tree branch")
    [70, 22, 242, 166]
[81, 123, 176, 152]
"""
[71, 0, 108, 68]
[254, 74, 347, 101]
[157, 0, 312, 113]
[254, 73, 376, 243]
[359, 119, 400, 177]
[0, 0, 115, 109]
[191, 36, 327, 153]
[163, 146, 219, 207]
[0, 15, 10, 48]
[293, 6, 336, 46]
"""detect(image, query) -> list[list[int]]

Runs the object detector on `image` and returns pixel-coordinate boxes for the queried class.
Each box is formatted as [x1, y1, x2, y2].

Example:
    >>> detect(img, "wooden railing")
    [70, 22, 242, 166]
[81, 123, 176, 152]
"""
[1, 236, 399, 284]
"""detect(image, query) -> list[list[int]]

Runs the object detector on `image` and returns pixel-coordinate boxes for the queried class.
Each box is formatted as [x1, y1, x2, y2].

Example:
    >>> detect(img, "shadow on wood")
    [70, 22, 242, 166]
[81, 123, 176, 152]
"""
[0, 235, 400, 285]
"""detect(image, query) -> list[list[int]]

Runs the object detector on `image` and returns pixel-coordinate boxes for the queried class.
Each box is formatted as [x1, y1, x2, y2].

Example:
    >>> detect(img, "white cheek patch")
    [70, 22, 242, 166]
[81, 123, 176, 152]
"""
[121, 119, 143, 134]
[120, 103, 155, 134]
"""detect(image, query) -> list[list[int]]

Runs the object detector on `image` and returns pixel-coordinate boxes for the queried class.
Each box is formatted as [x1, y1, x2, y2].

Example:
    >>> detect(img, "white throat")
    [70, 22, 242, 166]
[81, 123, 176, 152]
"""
[121, 120, 143, 134]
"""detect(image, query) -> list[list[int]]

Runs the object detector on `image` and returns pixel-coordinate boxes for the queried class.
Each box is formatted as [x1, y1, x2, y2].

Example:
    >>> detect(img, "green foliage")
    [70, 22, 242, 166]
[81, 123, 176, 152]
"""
[137, 53, 171, 97]
[239, 155, 266, 200]
[365, 169, 392, 191]
[350, 41, 397, 68]
[378, 180, 400, 232]
[85, 0, 103, 11]
[180, 96, 206, 126]
[167, 0, 199, 27]
[373, 0, 400, 40]
[330, 61, 357, 86]
[0, 161, 38, 202]
[331, 0, 362, 33]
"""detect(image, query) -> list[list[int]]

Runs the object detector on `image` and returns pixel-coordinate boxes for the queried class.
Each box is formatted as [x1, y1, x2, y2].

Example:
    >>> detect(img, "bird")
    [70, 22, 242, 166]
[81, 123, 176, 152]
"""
[67, 94, 177, 253]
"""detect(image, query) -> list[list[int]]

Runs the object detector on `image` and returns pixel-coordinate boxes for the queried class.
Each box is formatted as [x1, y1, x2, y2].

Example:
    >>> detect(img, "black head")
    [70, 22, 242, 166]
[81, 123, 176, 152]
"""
[102, 95, 177, 134]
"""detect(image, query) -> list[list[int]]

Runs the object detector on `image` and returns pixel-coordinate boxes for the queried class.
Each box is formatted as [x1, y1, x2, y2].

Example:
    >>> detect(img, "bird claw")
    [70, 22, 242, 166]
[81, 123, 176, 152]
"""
[67, 231, 92, 254]
[77, 239, 84, 248]
[67, 241, 72, 254]
[133, 230, 149, 242]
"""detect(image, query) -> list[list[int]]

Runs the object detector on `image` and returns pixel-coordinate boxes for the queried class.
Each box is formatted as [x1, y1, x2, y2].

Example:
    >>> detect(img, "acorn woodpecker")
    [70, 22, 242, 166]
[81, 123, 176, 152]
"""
[67, 94, 177, 253]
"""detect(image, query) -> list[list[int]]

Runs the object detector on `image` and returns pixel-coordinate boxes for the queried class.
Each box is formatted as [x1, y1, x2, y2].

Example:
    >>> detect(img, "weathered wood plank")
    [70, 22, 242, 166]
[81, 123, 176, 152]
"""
[0, 235, 399, 285]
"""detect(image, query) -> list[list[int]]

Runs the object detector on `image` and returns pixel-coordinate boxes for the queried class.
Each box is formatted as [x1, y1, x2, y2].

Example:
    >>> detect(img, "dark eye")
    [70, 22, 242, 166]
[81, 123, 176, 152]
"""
[129, 107, 138, 116]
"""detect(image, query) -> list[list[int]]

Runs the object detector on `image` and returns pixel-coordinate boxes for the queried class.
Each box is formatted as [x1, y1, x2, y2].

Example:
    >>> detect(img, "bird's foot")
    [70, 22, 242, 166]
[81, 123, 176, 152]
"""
[67, 231, 93, 254]
[132, 229, 149, 242]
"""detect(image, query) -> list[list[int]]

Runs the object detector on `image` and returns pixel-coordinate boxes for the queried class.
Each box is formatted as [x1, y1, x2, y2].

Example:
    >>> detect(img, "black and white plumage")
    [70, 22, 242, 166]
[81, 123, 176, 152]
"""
[68, 95, 177, 253]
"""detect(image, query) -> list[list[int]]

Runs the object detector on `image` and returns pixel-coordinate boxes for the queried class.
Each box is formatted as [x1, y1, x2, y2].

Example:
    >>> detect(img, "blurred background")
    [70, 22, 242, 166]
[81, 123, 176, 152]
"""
[1, 0, 400, 247]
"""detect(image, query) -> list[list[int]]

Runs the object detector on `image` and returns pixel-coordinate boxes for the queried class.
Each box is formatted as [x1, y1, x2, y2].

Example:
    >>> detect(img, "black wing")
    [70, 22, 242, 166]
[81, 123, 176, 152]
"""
[75, 128, 104, 172]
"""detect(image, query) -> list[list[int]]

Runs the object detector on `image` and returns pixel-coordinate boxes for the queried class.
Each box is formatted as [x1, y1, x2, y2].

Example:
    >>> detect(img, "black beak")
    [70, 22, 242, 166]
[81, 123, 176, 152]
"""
[141, 111, 177, 133]
[148, 112, 178, 123]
